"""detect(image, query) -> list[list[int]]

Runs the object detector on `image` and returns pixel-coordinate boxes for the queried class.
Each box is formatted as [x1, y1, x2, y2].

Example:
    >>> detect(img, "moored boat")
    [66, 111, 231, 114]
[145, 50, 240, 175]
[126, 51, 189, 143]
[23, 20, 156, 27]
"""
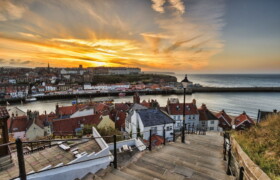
[118, 92, 126, 97]
[25, 97, 37, 102]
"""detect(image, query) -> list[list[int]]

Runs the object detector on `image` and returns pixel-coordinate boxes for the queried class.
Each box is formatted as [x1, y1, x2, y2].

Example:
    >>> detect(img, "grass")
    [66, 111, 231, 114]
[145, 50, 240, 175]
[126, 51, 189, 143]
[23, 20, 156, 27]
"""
[232, 114, 280, 180]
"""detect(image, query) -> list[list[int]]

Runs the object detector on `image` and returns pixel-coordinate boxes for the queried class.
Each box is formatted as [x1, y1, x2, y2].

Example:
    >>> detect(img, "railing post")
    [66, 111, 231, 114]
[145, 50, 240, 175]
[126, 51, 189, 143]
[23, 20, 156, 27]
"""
[149, 129, 152, 151]
[223, 133, 227, 161]
[227, 147, 232, 175]
[113, 135, 117, 169]
[16, 138, 26, 180]
[239, 167, 244, 180]
[173, 128, 175, 142]
[163, 127, 166, 145]
[30, 142, 33, 152]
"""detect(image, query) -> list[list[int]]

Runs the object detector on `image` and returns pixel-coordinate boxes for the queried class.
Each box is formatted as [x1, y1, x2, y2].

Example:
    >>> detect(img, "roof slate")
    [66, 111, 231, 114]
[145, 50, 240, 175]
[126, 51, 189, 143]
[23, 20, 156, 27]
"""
[137, 109, 174, 127]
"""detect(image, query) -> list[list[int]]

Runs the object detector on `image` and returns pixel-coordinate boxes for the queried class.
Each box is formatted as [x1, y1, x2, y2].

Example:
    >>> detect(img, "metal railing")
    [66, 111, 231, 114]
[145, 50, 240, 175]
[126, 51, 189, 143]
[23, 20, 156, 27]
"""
[0, 126, 181, 180]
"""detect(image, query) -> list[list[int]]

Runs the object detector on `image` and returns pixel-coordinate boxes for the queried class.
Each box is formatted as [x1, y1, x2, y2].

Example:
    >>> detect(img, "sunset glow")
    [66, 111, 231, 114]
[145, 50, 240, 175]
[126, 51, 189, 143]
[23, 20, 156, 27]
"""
[0, 0, 279, 73]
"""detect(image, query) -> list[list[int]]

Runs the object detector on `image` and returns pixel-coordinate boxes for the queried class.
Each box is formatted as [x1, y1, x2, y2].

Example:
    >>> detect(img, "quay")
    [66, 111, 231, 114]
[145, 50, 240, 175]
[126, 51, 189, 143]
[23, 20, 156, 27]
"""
[1, 87, 280, 104]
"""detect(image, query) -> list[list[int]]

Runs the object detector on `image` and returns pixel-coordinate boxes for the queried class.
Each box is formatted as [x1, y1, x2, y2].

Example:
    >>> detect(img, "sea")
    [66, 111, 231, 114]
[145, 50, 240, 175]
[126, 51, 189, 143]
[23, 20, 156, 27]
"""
[9, 74, 280, 119]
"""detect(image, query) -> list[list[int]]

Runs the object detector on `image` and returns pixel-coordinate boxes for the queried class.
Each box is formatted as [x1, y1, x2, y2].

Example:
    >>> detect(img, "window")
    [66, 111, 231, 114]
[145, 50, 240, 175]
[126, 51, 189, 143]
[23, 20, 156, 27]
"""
[211, 120, 215, 124]
[209, 127, 214, 130]
[151, 127, 157, 135]
[167, 126, 173, 131]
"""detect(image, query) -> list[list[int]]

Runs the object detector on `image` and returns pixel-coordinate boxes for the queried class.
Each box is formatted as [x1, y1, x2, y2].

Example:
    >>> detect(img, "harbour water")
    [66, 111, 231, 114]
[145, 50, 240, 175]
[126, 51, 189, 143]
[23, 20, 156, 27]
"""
[9, 74, 280, 119]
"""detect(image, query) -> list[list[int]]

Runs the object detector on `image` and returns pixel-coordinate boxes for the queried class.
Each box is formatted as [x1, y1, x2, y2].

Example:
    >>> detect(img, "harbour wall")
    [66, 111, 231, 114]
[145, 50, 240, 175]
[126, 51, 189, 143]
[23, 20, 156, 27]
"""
[1, 87, 280, 105]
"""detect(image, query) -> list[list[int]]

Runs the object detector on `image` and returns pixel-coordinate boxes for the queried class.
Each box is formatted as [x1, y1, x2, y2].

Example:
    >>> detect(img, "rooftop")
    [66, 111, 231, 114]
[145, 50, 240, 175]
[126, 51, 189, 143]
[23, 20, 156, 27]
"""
[0, 139, 101, 180]
[137, 109, 174, 127]
[0, 106, 9, 119]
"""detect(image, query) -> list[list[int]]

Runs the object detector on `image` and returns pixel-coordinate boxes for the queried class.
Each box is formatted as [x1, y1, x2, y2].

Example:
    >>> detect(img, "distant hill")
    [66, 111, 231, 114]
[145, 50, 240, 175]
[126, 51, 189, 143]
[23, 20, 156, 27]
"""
[143, 71, 175, 75]
[233, 114, 280, 180]
[91, 74, 177, 85]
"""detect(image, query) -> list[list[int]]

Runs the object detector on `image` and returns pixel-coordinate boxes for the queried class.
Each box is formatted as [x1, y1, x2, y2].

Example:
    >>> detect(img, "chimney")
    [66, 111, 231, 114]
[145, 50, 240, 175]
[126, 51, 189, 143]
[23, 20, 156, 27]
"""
[55, 104, 59, 116]
[201, 104, 207, 110]
[133, 92, 140, 104]
[192, 99, 196, 106]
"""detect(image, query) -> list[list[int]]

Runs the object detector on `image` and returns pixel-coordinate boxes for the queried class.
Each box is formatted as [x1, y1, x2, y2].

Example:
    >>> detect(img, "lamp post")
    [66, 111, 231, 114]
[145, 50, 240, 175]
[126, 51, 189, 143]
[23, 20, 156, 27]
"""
[181, 75, 190, 143]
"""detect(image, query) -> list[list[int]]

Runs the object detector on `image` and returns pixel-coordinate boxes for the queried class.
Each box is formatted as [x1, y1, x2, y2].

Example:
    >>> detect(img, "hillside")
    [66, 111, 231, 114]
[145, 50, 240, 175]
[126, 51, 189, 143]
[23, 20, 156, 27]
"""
[233, 114, 280, 180]
[91, 74, 177, 85]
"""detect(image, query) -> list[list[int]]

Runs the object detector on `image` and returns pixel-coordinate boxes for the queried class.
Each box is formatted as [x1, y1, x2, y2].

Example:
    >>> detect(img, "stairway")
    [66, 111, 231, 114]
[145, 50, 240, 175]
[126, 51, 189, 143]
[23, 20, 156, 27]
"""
[0, 155, 14, 171]
[83, 133, 232, 180]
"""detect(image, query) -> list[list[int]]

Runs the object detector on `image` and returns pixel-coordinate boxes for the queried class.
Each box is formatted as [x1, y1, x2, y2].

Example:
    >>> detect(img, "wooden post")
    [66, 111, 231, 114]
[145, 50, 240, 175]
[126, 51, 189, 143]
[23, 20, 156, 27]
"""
[149, 129, 152, 151]
[30, 142, 33, 152]
[239, 167, 244, 180]
[223, 133, 227, 161]
[163, 127, 166, 145]
[113, 135, 117, 169]
[173, 128, 175, 142]
[181, 88, 186, 143]
[16, 138, 26, 180]
[227, 147, 232, 175]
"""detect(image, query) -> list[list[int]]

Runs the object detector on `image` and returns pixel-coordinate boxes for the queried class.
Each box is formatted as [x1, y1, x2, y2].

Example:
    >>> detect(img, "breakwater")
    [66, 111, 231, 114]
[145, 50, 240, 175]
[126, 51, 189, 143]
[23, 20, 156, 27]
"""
[1, 87, 280, 105]
[191, 86, 280, 93]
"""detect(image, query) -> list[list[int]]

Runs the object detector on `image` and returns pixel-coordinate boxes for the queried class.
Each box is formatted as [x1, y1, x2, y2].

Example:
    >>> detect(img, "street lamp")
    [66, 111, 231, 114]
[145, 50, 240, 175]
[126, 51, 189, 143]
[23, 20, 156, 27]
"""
[181, 74, 190, 143]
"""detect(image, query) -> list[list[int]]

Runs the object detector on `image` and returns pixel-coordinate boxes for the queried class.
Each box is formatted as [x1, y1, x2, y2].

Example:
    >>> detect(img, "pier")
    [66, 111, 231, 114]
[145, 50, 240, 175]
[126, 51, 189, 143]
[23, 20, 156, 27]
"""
[1, 87, 280, 105]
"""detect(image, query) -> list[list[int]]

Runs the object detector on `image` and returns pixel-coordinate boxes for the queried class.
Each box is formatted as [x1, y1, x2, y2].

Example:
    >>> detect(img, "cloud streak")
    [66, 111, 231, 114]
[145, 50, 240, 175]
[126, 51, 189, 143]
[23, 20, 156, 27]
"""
[0, 0, 226, 71]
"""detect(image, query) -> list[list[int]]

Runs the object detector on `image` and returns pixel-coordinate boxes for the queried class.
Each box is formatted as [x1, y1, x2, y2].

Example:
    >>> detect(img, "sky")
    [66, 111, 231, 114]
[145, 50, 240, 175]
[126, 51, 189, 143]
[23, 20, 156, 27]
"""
[0, 0, 279, 73]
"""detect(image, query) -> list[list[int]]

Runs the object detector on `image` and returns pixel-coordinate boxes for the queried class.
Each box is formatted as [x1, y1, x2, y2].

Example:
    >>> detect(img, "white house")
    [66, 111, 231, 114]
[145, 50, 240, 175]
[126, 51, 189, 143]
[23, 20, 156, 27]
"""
[166, 98, 199, 130]
[125, 103, 148, 134]
[129, 109, 175, 141]
[198, 104, 221, 131]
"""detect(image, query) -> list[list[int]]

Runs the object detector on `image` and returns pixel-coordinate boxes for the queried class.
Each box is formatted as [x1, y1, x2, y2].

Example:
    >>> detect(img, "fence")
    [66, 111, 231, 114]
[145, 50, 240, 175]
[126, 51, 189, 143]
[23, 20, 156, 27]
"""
[0, 124, 208, 180]
[224, 132, 246, 179]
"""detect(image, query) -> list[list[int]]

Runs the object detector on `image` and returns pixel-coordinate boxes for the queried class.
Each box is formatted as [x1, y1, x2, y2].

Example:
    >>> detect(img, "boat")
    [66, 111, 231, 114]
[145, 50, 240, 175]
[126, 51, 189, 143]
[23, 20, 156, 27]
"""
[118, 92, 126, 97]
[25, 97, 37, 102]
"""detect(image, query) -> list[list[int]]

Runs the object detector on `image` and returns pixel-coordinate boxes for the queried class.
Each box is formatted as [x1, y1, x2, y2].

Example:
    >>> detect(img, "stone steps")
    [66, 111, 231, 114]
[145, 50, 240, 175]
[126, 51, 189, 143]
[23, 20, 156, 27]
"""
[0, 155, 14, 171]
[86, 134, 231, 180]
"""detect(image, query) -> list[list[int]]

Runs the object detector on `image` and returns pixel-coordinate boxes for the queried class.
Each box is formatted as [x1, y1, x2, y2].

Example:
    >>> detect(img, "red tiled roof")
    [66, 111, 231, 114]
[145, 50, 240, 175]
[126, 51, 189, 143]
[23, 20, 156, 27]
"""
[141, 100, 151, 108]
[234, 112, 255, 127]
[9, 116, 28, 132]
[166, 103, 198, 115]
[143, 135, 164, 146]
[94, 103, 110, 113]
[115, 111, 126, 130]
[115, 103, 130, 112]
[0, 106, 9, 119]
[216, 110, 232, 125]
[53, 114, 102, 134]
[38, 113, 58, 123]
[57, 104, 87, 116]
[198, 104, 217, 121]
